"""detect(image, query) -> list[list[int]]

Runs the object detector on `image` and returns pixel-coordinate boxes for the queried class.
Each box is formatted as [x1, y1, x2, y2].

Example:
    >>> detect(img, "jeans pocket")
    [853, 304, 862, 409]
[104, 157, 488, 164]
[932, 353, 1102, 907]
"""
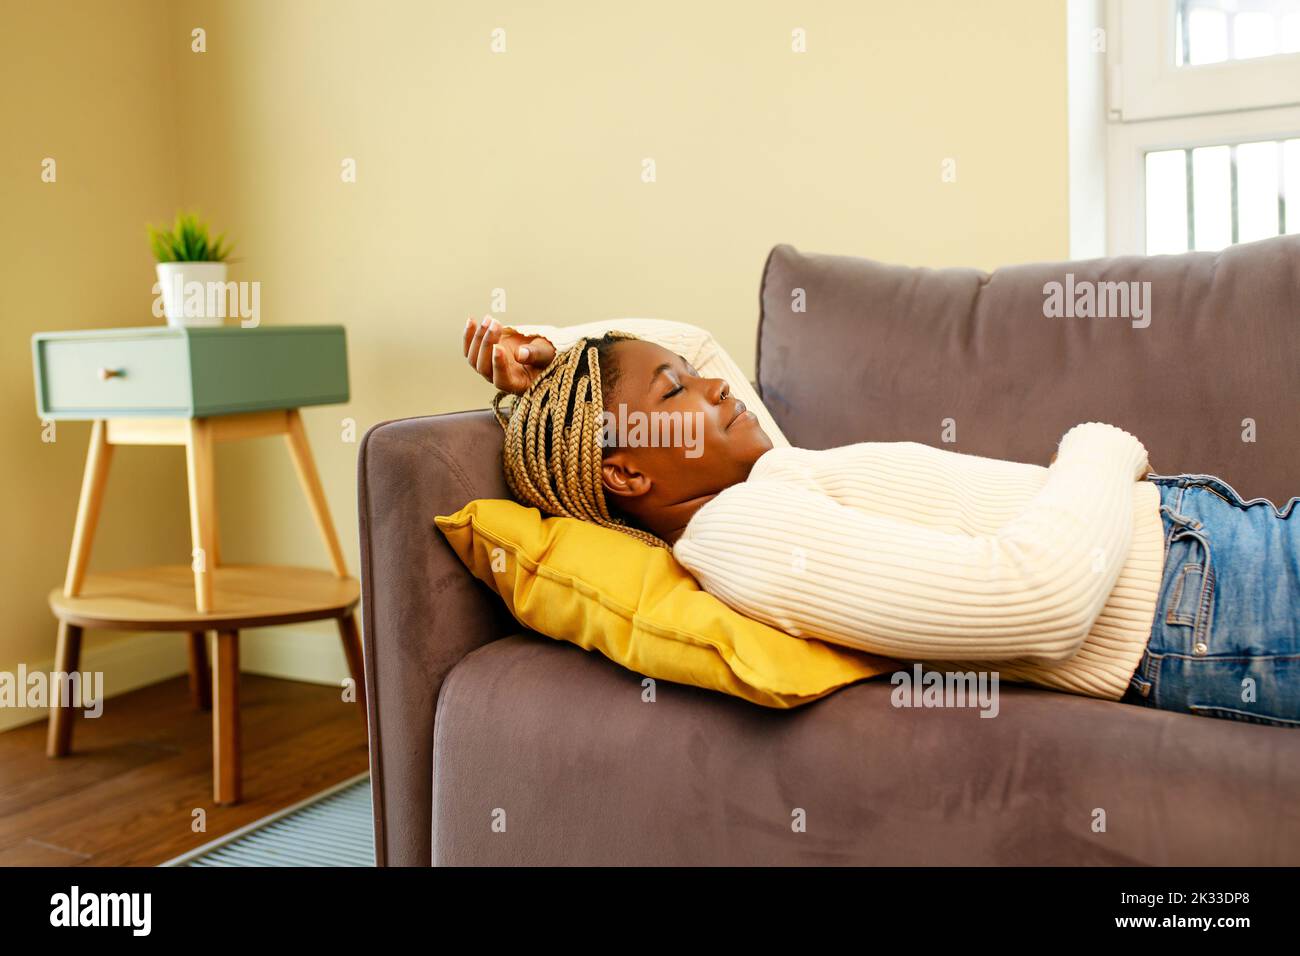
[1159, 512, 1215, 653]
[1176, 651, 1300, 727]
[1165, 562, 1206, 626]
[1187, 702, 1300, 728]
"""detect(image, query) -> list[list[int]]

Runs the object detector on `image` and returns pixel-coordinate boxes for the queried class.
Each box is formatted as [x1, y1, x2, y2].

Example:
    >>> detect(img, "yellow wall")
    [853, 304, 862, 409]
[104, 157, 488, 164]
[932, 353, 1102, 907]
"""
[2, 0, 1069, 726]
[0, 1, 195, 729]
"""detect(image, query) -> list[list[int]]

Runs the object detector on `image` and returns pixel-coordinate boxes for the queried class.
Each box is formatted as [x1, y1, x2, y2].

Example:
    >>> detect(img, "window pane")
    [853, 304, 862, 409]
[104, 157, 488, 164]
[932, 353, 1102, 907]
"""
[1236, 141, 1281, 242]
[1178, 0, 1300, 65]
[1186, 7, 1229, 64]
[1192, 145, 1233, 250]
[1234, 12, 1278, 59]
[1146, 150, 1189, 254]
[1284, 13, 1300, 52]
[1284, 139, 1300, 234]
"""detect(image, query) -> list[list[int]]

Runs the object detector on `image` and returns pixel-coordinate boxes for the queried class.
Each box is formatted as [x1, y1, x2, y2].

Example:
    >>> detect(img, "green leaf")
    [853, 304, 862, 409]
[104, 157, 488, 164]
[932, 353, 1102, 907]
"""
[145, 210, 234, 262]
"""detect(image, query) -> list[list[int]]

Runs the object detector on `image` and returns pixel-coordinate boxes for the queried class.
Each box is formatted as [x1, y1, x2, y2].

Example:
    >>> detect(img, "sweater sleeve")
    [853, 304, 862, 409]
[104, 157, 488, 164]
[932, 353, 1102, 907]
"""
[500, 317, 791, 449]
[671, 422, 1151, 664]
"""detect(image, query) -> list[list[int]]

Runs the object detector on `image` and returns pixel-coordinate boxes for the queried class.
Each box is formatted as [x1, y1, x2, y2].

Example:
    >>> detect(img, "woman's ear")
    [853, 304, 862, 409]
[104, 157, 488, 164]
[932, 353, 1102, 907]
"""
[601, 451, 652, 500]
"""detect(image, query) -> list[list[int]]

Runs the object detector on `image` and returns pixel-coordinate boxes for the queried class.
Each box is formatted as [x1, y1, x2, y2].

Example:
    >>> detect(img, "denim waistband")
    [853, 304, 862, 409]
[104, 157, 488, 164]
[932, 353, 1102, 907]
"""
[1144, 472, 1299, 519]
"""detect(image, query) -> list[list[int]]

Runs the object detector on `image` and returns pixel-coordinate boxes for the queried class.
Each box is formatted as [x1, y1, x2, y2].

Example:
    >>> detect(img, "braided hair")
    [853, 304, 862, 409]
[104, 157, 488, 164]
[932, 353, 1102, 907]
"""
[492, 331, 671, 549]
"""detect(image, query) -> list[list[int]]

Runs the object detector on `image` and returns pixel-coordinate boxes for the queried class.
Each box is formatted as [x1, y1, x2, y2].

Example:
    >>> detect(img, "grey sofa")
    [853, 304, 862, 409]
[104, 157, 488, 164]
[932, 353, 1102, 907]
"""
[358, 236, 1300, 865]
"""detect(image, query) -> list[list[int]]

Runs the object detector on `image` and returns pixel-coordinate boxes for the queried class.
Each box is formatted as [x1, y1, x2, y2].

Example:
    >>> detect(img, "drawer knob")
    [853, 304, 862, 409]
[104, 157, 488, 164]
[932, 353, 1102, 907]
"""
[98, 367, 125, 381]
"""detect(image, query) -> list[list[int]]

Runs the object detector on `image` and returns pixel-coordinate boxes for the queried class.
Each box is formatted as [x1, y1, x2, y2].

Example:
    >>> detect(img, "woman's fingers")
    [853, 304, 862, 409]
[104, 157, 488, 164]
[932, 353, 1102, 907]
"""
[490, 343, 517, 392]
[478, 327, 501, 378]
[464, 316, 553, 391]
[461, 316, 478, 359]
[519, 337, 555, 369]
[466, 315, 491, 371]
[472, 318, 501, 378]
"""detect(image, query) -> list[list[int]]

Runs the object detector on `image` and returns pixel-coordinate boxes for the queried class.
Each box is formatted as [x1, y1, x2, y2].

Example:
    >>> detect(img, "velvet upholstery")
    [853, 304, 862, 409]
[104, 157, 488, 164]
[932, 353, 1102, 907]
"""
[359, 236, 1300, 865]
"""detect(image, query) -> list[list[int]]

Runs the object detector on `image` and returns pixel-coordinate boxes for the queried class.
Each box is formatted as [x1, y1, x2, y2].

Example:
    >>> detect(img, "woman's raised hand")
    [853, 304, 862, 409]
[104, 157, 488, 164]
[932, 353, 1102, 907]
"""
[462, 315, 557, 396]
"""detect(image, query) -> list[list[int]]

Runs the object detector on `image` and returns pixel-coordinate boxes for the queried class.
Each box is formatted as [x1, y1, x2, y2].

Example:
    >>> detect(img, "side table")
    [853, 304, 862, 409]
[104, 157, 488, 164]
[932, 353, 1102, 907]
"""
[33, 325, 363, 804]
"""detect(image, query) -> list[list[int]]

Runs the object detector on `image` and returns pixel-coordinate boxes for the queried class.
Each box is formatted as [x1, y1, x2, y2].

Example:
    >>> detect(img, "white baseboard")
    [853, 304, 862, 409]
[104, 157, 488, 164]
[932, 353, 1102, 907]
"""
[238, 622, 352, 687]
[0, 623, 352, 734]
[0, 631, 189, 733]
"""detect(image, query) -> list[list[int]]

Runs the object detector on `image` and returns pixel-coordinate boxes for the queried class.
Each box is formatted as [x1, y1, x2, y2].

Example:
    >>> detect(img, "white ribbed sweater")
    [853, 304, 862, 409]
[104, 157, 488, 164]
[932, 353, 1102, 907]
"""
[504, 318, 1166, 701]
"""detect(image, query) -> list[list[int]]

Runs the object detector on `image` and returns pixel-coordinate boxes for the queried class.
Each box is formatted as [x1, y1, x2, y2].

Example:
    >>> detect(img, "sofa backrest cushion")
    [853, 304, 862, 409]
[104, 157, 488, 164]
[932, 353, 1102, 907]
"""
[757, 236, 1299, 505]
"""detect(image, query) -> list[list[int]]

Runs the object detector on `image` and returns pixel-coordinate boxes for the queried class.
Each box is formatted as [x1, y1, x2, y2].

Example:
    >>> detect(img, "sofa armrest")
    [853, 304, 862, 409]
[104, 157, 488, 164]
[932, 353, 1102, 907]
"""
[357, 410, 517, 866]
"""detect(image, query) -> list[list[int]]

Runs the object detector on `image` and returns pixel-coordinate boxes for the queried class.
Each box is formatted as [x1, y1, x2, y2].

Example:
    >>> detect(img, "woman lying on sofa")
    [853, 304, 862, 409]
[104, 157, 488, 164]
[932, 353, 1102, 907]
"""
[460, 314, 1300, 728]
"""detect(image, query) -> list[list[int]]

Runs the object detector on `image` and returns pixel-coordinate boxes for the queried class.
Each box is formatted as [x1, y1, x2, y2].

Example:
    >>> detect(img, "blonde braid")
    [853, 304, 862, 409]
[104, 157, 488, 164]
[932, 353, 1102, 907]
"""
[492, 332, 671, 549]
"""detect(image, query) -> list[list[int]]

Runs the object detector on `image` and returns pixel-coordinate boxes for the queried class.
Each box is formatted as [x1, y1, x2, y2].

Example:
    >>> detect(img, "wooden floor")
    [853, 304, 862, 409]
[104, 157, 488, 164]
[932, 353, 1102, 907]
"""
[0, 673, 369, 866]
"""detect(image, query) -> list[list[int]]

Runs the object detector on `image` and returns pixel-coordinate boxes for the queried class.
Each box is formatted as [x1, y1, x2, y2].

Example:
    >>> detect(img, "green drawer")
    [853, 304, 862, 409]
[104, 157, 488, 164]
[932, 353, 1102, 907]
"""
[33, 325, 350, 419]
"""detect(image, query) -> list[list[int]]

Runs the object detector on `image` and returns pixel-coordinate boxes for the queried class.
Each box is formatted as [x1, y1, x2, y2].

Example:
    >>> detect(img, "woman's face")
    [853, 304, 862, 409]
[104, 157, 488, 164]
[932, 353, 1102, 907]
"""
[597, 339, 773, 526]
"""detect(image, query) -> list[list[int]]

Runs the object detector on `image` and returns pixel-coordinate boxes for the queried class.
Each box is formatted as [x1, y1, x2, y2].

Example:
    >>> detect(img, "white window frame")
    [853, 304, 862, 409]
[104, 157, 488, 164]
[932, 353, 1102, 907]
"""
[1116, 0, 1300, 121]
[1106, 104, 1300, 253]
[1098, 0, 1300, 254]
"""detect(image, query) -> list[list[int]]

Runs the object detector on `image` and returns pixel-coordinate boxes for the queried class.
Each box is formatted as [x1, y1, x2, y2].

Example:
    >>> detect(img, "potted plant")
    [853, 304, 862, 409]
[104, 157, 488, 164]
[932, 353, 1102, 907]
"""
[148, 212, 234, 327]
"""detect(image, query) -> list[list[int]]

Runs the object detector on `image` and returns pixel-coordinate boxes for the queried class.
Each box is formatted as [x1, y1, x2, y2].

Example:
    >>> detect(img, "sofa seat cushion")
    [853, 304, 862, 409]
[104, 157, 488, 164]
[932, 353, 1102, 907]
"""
[432, 633, 1300, 865]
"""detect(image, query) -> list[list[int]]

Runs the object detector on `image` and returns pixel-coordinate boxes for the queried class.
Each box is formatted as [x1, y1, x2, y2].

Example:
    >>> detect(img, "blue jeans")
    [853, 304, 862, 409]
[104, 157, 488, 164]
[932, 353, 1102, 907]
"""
[1120, 474, 1300, 728]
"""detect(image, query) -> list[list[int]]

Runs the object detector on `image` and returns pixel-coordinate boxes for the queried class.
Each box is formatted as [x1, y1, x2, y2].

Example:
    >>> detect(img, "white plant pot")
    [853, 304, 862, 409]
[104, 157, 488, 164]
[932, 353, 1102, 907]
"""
[155, 261, 230, 327]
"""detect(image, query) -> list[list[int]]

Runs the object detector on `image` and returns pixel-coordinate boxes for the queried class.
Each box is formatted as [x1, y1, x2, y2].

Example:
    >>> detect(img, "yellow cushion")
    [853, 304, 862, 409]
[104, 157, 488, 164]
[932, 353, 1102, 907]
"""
[434, 498, 897, 709]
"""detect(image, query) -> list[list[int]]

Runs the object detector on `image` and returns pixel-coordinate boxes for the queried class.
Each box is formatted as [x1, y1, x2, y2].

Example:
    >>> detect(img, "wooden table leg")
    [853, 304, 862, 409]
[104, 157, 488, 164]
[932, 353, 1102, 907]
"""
[63, 420, 113, 597]
[46, 621, 83, 757]
[202, 439, 220, 568]
[188, 631, 212, 710]
[284, 409, 348, 578]
[336, 612, 367, 727]
[212, 629, 241, 805]
[184, 419, 217, 613]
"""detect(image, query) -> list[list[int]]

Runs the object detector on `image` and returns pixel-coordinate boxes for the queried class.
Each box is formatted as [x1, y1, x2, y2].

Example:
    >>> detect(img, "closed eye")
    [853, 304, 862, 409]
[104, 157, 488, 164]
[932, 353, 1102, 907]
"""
[656, 354, 695, 399]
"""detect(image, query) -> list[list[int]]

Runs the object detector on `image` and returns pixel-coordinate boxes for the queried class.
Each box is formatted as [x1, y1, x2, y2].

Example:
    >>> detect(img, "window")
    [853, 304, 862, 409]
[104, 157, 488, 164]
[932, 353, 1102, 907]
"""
[1143, 137, 1300, 253]
[1177, 0, 1300, 66]
[1114, 0, 1300, 120]
[1098, 0, 1300, 253]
